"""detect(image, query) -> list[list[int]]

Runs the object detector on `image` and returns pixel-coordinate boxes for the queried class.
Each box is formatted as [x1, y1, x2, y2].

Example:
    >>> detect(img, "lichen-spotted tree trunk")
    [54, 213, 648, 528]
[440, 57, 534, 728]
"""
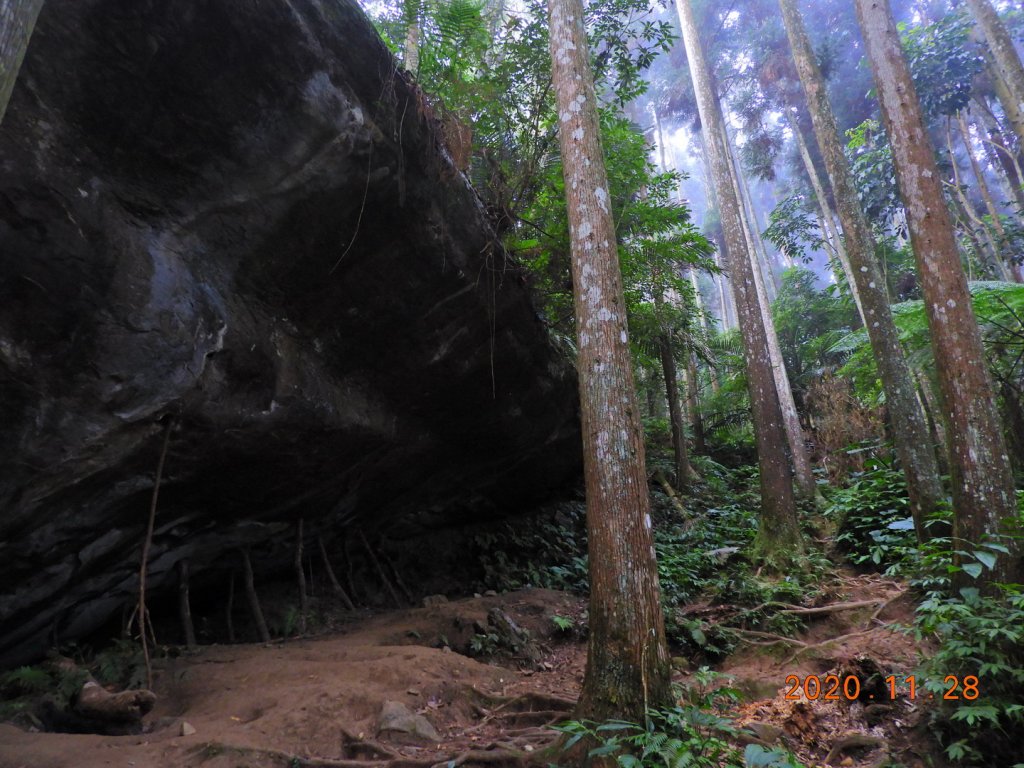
[0, 0, 44, 125]
[964, 0, 1024, 155]
[547, 0, 672, 722]
[675, 0, 802, 562]
[781, 0, 946, 540]
[856, 0, 1021, 583]
[724, 119, 818, 502]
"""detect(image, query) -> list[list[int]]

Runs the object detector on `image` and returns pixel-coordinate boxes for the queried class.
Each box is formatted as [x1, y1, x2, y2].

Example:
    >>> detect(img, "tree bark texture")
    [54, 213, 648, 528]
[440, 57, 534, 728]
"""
[782, 0, 946, 539]
[547, 0, 672, 721]
[857, 0, 1020, 581]
[965, 0, 1024, 154]
[676, 0, 801, 558]
[0, 0, 44, 125]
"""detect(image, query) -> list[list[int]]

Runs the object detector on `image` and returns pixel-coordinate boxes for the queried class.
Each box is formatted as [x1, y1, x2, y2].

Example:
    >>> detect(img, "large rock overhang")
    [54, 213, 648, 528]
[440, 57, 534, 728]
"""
[0, 0, 581, 666]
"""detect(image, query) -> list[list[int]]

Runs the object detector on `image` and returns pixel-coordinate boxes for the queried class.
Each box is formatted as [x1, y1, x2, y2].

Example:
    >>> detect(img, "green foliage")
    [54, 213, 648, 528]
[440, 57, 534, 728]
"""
[770, 268, 855, 398]
[553, 670, 805, 768]
[93, 637, 147, 690]
[825, 455, 923, 572]
[845, 120, 901, 227]
[472, 503, 588, 593]
[899, 13, 982, 121]
[0, 666, 53, 698]
[551, 614, 575, 634]
[763, 196, 824, 266]
[913, 581, 1024, 766]
[834, 281, 1024, 410]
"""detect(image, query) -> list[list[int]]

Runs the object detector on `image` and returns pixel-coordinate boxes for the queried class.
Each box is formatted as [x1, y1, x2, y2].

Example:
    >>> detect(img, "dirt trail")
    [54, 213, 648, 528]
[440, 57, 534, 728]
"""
[0, 579, 940, 768]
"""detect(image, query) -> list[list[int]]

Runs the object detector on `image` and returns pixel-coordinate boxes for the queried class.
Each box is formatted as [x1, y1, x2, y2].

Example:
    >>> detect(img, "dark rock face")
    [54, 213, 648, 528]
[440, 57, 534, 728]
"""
[0, 0, 580, 667]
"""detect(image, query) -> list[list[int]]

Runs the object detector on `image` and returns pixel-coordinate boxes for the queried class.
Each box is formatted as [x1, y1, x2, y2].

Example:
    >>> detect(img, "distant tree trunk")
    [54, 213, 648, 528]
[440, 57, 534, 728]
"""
[659, 329, 692, 488]
[782, 0, 946, 540]
[788, 109, 867, 324]
[547, 0, 672, 722]
[294, 519, 308, 635]
[318, 536, 356, 610]
[945, 119, 1010, 281]
[177, 559, 197, 649]
[676, 0, 802, 562]
[685, 355, 706, 454]
[857, 0, 1021, 582]
[957, 112, 1021, 283]
[241, 549, 271, 643]
[965, 0, 1024, 154]
[0, 0, 44, 125]
[402, 2, 420, 77]
[725, 119, 818, 502]
[973, 98, 1024, 215]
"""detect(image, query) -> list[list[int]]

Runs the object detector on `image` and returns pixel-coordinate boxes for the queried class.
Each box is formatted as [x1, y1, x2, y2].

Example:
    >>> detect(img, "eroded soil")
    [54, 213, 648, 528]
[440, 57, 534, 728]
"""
[0, 578, 944, 768]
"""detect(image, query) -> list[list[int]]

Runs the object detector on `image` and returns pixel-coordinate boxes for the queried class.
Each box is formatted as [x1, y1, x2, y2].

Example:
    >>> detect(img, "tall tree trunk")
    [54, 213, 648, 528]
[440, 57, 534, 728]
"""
[725, 120, 818, 501]
[946, 119, 1010, 281]
[0, 0, 44, 125]
[660, 331, 692, 488]
[857, 0, 1020, 582]
[675, 0, 802, 561]
[965, 0, 1024, 153]
[958, 112, 1021, 282]
[685, 355, 706, 454]
[402, 2, 420, 77]
[973, 97, 1024, 213]
[547, 0, 672, 722]
[782, 0, 946, 540]
[788, 109, 867, 324]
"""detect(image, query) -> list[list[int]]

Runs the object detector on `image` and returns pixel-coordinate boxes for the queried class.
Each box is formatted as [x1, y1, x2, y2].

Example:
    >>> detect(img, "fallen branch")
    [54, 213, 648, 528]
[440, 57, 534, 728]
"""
[652, 470, 687, 516]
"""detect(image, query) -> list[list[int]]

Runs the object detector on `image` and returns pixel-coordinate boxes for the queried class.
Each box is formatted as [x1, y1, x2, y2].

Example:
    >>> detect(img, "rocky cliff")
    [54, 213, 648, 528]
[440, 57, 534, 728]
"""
[0, 0, 581, 666]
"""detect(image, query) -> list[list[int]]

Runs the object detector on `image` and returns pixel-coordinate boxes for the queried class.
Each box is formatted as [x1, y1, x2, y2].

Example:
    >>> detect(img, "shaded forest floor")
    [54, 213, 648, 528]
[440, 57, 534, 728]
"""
[0, 576, 945, 768]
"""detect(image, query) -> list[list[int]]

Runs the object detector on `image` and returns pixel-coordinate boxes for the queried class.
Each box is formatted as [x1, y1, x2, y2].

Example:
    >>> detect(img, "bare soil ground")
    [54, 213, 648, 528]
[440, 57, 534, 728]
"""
[0, 578, 943, 768]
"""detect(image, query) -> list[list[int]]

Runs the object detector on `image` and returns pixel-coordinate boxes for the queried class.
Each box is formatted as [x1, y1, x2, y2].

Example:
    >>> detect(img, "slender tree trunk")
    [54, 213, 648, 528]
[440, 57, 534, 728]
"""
[724, 119, 818, 501]
[226, 571, 236, 643]
[547, 0, 672, 721]
[676, 0, 802, 561]
[946, 119, 1010, 280]
[965, 0, 1024, 154]
[659, 331, 692, 488]
[974, 98, 1024, 213]
[241, 548, 271, 643]
[686, 355, 706, 454]
[0, 0, 44, 125]
[294, 519, 308, 635]
[177, 559, 197, 649]
[403, 16, 420, 76]
[781, 0, 946, 539]
[857, 0, 1020, 582]
[319, 536, 356, 610]
[788, 109, 867, 324]
[958, 112, 1021, 282]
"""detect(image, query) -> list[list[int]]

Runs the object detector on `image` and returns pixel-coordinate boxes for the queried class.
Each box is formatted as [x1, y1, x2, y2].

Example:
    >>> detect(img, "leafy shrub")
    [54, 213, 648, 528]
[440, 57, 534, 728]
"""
[0, 666, 53, 698]
[914, 582, 1024, 766]
[826, 455, 937, 572]
[553, 669, 805, 768]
